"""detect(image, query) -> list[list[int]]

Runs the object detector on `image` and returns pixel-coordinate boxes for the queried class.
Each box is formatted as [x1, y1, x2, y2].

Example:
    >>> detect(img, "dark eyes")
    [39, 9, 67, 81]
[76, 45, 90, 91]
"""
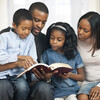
[34, 18, 39, 22]
[84, 30, 88, 33]
[78, 26, 89, 33]
[22, 28, 32, 31]
[42, 21, 46, 24]
[22, 28, 26, 31]
[50, 36, 63, 41]
[34, 18, 46, 24]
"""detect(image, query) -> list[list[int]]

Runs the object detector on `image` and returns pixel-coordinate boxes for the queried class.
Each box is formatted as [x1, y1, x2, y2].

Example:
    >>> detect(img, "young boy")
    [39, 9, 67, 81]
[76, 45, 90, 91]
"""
[0, 2, 53, 100]
[0, 9, 37, 100]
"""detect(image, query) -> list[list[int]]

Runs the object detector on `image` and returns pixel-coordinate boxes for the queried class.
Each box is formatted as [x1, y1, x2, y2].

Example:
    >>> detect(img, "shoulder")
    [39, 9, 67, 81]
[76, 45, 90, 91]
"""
[40, 32, 46, 36]
[0, 27, 11, 34]
[0, 30, 11, 38]
[74, 50, 82, 59]
[41, 48, 52, 63]
[42, 48, 56, 58]
[38, 32, 46, 38]
[27, 33, 35, 39]
[44, 48, 53, 54]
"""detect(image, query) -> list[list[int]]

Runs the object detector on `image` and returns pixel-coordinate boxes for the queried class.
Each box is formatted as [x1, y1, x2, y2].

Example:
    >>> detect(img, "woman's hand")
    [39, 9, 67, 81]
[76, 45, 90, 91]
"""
[32, 68, 58, 82]
[89, 86, 100, 100]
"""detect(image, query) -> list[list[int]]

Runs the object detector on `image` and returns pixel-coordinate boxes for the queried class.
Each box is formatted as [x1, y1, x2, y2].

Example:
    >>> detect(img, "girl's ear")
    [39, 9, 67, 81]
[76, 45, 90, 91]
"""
[12, 22, 17, 29]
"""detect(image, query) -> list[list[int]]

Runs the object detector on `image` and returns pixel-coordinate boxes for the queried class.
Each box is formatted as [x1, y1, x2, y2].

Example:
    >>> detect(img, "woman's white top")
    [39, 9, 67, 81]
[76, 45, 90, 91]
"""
[77, 38, 100, 86]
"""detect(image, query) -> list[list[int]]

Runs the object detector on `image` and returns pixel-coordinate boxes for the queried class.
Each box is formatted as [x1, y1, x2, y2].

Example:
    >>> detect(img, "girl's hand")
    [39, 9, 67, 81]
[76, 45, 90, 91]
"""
[59, 72, 72, 79]
[32, 68, 58, 82]
[89, 86, 100, 100]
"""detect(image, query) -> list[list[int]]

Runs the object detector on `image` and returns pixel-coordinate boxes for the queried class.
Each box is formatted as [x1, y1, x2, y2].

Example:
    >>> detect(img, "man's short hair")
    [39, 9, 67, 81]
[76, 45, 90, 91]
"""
[29, 2, 49, 14]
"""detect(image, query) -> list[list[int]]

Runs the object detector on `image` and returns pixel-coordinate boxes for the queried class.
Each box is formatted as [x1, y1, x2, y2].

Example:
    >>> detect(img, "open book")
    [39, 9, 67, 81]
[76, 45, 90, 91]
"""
[16, 63, 73, 78]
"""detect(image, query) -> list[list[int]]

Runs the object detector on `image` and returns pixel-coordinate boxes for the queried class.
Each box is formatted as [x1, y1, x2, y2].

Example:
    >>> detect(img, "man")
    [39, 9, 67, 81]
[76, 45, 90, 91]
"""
[0, 2, 54, 100]
[28, 2, 55, 100]
[29, 2, 48, 62]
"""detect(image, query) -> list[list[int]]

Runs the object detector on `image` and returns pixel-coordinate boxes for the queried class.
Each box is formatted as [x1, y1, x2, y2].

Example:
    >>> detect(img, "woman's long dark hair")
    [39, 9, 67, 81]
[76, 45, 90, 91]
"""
[46, 22, 78, 60]
[78, 11, 100, 56]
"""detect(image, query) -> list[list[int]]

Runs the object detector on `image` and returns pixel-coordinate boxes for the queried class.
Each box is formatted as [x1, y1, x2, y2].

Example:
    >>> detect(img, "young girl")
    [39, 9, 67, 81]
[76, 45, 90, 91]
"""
[40, 22, 85, 100]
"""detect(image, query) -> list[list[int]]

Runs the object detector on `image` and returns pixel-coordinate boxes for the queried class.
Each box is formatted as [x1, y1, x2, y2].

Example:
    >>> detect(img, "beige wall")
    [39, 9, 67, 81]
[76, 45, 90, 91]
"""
[88, 0, 100, 13]
[0, 0, 100, 31]
[0, 0, 8, 30]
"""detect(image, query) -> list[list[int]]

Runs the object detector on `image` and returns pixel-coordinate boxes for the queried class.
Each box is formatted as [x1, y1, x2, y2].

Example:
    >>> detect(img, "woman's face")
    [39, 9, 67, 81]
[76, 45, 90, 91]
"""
[78, 19, 91, 41]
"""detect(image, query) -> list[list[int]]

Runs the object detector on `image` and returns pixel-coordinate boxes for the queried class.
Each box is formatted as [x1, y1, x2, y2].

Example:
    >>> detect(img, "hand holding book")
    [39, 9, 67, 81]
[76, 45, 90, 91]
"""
[17, 63, 73, 78]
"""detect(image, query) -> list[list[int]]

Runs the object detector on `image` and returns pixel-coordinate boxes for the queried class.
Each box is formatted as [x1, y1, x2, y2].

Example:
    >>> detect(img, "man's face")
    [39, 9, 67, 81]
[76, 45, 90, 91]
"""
[31, 9, 48, 35]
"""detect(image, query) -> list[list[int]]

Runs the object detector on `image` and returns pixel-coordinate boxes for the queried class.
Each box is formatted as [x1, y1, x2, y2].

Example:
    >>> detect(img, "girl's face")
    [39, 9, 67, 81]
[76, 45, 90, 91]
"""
[78, 19, 91, 41]
[12, 20, 32, 39]
[50, 29, 65, 53]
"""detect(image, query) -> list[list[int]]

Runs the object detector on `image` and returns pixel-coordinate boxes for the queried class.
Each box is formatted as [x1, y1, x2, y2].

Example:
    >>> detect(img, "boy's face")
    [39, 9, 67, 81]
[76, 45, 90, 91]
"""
[13, 20, 32, 39]
[31, 9, 48, 35]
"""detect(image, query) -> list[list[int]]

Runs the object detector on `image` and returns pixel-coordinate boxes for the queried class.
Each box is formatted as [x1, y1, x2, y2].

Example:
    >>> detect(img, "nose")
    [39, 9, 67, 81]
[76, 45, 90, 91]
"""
[25, 29, 30, 35]
[53, 39, 57, 44]
[37, 22, 42, 28]
[78, 29, 84, 35]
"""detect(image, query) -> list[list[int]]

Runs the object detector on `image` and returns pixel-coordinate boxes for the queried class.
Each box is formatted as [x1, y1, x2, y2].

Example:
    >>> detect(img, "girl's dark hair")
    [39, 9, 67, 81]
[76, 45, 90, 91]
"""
[46, 22, 78, 60]
[13, 9, 33, 26]
[29, 2, 49, 14]
[78, 11, 100, 56]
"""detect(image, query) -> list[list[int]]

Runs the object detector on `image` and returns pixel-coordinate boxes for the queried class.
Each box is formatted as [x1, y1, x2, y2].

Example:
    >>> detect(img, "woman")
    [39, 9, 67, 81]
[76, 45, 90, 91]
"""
[77, 11, 100, 100]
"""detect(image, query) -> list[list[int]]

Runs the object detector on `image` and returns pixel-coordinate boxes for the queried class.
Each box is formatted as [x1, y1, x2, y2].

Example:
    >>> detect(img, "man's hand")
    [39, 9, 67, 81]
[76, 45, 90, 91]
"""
[89, 86, 100, 100]
[32, 68, 58, 82]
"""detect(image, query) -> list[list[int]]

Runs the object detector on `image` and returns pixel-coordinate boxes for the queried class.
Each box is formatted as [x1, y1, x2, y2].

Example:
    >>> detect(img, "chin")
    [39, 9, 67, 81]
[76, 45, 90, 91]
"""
[33, 31, 39, 36]
[79, 38, 86, 41]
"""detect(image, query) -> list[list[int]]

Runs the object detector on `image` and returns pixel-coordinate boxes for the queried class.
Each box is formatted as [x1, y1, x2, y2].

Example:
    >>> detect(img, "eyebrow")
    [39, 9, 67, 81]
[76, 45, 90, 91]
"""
[33, 17, 47, 22]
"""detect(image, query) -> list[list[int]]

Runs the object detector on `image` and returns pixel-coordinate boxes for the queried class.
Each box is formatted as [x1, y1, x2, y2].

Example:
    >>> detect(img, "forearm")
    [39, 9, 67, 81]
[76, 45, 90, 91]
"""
[0, 54, 17, 65]
[69, 72, 85, 81]
[0, 62, 18, 71]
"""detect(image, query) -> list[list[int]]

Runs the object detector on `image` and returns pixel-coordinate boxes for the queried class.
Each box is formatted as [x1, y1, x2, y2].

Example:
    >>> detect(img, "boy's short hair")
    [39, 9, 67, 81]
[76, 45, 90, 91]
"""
[13, 9, 33, 26]
[29, 2, 49, 14]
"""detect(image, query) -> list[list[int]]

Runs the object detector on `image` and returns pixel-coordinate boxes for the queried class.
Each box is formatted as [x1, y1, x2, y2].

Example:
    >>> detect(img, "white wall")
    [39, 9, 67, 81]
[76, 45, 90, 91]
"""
[0, 0, 8, 30]
[0, 0, 100, 32]
[88, 0, 100, 12]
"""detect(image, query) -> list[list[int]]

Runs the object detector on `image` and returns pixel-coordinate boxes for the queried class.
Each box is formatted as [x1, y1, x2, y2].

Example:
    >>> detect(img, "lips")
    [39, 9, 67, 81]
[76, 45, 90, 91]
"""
[34, 28, 41, 33]
[78, 35, 83, 39]
[51, 45, 58, 50]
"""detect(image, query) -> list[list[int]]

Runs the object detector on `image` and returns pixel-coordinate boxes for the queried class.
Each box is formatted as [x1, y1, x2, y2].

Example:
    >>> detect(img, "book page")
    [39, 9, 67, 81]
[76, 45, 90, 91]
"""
[49, 63, 72, 70]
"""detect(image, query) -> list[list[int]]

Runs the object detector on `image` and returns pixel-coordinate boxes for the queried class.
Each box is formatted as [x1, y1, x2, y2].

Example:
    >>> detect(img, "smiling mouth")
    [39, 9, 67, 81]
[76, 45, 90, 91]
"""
[34, 29, 40, 33]
[34, 27, 41, 33]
